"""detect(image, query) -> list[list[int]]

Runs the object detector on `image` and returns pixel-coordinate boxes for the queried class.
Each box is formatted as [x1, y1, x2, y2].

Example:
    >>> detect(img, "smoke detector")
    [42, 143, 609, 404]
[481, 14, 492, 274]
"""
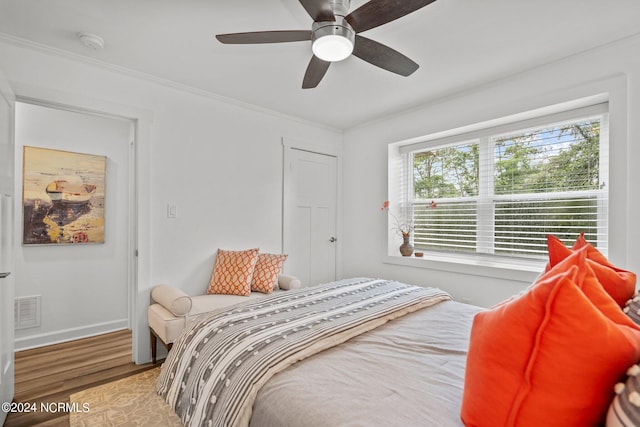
[77, 32, 105, 50]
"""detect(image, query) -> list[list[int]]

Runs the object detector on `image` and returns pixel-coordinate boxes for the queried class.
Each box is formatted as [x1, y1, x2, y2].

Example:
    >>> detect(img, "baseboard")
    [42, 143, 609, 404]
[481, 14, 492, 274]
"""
[14, 319, 129, 351]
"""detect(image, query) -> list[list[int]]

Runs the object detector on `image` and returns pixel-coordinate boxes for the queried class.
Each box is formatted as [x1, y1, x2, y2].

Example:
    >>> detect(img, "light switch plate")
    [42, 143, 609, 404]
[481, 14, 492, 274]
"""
[167, 204, 177, 219]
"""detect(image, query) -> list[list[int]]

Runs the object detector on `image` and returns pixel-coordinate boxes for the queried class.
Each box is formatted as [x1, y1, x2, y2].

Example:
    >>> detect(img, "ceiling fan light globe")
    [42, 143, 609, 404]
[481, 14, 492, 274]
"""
[312, 35, 353, 62]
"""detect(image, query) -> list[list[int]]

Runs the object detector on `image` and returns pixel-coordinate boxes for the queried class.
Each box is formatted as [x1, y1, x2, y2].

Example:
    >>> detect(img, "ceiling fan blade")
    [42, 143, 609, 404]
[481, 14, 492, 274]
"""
[353, 35, 418, 76]
[346, 0, 437, 33]
[216, 30, 312, 44]
[302, 56, 331, 89]
[298, 0, 335, 22]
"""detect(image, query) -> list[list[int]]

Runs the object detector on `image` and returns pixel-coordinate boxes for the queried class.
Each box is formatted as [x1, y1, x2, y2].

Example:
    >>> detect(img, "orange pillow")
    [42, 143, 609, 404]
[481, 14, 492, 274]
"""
[547, 234, 636, 307]
[207, 248, 259, 296]
[572, 232, 610, 261]
[461, 250, 640, 427]
[251, 253, 288, 294]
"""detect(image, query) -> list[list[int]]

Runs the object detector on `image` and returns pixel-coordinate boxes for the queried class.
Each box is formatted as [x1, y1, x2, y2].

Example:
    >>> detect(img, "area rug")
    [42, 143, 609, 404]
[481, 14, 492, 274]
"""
[69, 367, 182, 426]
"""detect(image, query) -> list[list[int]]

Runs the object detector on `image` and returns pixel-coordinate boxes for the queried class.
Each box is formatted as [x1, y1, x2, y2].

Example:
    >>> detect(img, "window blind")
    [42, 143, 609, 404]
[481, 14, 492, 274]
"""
[404, 103, 608, 260]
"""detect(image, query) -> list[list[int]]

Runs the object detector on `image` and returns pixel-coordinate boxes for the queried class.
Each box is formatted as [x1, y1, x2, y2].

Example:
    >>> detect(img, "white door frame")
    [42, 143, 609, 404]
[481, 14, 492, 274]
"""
[9, 82, 153, 364]
[0, 68, 16, 426]
[281, 137, 343, 281]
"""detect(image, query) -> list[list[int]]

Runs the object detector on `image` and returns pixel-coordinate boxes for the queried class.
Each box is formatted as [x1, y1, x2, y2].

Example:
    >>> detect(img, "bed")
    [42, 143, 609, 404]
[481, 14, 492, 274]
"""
[156, 277, 480, 427]
[155, 236, 640, 427]
[249, 296, 479, 427]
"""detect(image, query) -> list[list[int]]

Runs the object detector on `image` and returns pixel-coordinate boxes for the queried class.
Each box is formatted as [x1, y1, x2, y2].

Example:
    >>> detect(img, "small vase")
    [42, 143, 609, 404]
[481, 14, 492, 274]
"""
[399, 233, 414, 257]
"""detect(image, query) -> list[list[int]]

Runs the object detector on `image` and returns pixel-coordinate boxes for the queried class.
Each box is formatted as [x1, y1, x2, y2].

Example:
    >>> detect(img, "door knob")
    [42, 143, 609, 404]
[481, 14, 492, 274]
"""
[329, 237, 337, 243]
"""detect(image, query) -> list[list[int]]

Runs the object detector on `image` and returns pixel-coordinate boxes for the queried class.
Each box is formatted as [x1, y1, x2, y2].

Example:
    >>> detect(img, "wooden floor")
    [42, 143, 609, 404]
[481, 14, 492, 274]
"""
[4, 330, 156, 427]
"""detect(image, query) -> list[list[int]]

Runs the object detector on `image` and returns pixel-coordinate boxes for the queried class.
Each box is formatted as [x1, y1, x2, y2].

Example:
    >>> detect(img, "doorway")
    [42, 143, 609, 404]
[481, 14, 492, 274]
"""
[13, 101, 135, 350]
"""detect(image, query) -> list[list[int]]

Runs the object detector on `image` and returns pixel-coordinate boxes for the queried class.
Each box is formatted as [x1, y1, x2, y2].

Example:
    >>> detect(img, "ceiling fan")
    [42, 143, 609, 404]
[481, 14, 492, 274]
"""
[215, 0, 437, 89]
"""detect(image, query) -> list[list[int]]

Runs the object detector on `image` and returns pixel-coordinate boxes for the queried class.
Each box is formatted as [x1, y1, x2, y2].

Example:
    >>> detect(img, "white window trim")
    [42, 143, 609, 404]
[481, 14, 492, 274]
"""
[386, 99, 609, 278]
[383, 251, 544, 282]
[399, 103, 608, 154]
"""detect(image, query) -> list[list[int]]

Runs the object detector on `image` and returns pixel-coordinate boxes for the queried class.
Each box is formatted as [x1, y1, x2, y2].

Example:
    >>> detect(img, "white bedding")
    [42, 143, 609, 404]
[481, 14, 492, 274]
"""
[250, 299, 481, 427]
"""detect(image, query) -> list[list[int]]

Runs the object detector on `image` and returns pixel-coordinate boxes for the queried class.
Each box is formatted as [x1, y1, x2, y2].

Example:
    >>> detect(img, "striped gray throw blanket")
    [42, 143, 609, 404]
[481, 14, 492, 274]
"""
[156, 278, 451, 427]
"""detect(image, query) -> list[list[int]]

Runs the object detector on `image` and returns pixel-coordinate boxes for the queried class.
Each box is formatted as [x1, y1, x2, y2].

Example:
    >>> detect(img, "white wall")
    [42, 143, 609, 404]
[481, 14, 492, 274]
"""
[342, 35, 640, 307]
[14, 102, 131, 350]
[0, 40, 342, 362]
[4, 32, 638, 358]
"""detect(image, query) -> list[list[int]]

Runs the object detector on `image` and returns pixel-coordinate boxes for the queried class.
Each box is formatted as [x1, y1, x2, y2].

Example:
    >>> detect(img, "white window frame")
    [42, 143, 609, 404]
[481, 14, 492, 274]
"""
[386, 102, 609, 278]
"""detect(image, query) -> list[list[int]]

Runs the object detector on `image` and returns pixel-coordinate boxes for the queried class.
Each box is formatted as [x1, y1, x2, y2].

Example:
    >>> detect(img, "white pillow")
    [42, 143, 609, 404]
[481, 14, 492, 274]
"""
[151, 285, 192, 316]
[278, 275, 302, 290]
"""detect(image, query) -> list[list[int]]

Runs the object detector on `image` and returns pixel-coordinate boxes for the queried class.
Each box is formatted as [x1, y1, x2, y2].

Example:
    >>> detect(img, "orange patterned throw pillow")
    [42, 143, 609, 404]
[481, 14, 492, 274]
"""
[207, 248, 259, 296]
[251, 253, 288, 294]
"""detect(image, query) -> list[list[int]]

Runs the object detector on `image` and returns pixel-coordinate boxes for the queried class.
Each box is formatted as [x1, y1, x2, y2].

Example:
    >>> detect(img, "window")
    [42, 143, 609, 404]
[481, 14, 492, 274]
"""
[394, 103, 609, 261]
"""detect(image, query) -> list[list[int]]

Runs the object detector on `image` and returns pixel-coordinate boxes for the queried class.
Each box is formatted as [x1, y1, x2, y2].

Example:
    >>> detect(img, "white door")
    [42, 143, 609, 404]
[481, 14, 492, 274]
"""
[283, 148, 337, 286]
[0, 71, 15, 424]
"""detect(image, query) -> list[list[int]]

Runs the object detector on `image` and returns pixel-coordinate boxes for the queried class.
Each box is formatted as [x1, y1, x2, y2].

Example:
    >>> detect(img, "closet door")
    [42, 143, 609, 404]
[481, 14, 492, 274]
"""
[283, 148, 337, 286]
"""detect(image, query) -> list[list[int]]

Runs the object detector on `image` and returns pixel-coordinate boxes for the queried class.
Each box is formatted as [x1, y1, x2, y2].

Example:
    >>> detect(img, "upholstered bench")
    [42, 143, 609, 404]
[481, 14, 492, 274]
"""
[148, 275, 301, 363]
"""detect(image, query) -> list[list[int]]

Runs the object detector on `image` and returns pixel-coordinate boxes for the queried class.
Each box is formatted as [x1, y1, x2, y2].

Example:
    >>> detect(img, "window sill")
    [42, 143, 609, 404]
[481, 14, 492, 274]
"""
[383, 252, 544, 282]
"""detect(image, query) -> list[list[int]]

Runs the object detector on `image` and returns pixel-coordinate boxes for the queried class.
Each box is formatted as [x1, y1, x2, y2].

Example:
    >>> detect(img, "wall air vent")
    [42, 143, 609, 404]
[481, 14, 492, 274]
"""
[14, 295, 41, 330]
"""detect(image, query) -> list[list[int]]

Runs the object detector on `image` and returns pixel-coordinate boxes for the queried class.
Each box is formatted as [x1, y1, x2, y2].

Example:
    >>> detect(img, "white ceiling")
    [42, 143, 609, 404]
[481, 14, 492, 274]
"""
[1, 0, 639, 130]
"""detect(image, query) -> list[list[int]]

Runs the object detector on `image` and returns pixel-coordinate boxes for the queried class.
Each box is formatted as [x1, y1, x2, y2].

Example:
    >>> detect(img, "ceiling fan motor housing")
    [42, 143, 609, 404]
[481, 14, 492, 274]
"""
[312, 16, 355, 46]
[312, 0, 354, 48]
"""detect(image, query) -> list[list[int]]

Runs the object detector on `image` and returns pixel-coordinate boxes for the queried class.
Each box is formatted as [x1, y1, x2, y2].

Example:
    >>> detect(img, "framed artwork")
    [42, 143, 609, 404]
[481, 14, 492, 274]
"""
[22, 146, 107, 245]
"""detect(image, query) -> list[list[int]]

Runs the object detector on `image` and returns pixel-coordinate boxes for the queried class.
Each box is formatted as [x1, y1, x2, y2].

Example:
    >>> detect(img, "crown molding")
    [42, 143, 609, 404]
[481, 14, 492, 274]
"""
[0, 32, 342, 134]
